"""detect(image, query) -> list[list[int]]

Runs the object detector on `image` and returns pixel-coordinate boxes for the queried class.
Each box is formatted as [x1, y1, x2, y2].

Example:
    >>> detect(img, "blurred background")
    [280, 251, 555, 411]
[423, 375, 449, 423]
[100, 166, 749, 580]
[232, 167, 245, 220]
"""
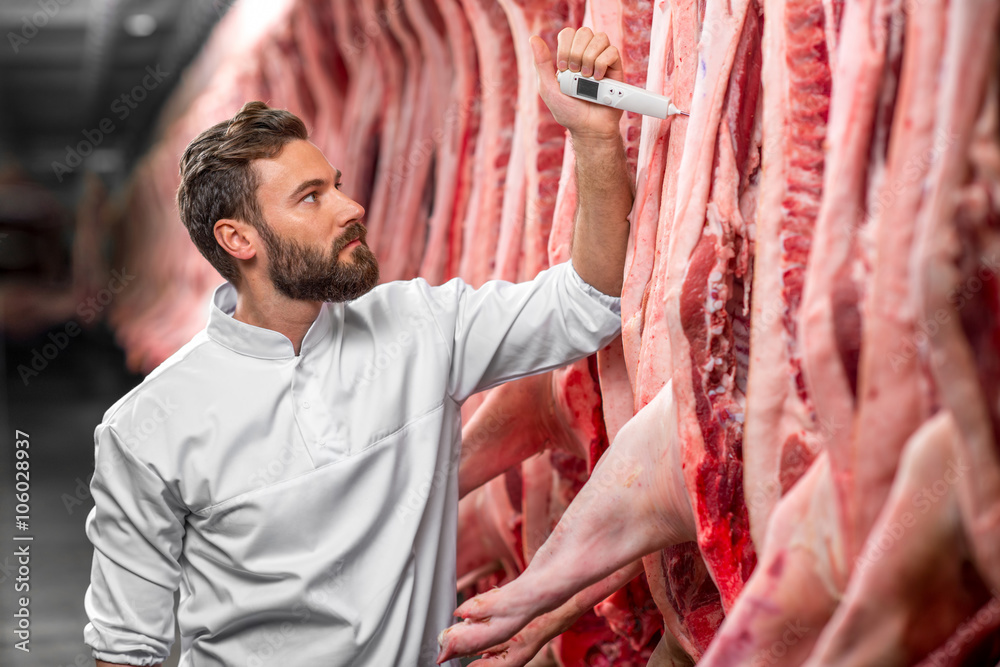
[0, 1, 248, 664]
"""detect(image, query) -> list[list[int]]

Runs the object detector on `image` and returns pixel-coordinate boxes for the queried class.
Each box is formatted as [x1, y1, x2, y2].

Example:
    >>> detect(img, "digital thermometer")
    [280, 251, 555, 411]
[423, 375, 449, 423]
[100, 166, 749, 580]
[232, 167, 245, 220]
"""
[557, 69, 688, 118]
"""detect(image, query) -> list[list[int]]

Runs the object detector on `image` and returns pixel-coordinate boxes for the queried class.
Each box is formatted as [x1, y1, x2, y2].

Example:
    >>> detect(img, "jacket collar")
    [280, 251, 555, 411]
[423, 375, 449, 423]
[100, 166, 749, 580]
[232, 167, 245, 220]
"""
[206, 282, 335, 359]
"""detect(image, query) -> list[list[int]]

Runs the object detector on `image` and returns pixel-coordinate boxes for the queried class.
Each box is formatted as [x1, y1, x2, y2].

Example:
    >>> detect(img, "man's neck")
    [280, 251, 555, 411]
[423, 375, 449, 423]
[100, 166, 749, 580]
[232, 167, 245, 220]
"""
[231, 279, 322, 356]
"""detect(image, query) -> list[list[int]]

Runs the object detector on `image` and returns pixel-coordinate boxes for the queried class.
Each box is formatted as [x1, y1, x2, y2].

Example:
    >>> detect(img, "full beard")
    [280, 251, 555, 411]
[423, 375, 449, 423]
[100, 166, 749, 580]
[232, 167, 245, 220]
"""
[260, 221, 380, 302]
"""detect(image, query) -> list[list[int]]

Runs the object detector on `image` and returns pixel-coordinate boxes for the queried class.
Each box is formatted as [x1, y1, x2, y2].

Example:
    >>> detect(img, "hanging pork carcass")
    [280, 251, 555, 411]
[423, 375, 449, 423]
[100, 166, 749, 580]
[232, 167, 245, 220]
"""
[108, 0, 1000, 664]
[439, 0, 1000, 666]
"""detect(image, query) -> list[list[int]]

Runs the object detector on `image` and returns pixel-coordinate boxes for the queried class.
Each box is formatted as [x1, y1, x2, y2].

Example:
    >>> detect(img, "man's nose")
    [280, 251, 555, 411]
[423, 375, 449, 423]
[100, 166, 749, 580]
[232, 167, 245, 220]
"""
[345, 198, 365, 226]
[336, 200, 364, 229]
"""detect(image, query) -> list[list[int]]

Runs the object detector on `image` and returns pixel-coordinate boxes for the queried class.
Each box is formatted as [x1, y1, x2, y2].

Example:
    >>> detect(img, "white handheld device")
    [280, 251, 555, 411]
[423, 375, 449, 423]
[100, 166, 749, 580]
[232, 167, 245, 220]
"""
[557, 69, 688, 118]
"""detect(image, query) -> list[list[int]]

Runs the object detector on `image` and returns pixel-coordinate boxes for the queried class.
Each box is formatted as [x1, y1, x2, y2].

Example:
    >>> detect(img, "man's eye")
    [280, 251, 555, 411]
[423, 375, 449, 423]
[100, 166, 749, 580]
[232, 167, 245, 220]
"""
[335, 182, 342, 191]
[304, 192, 318, 203]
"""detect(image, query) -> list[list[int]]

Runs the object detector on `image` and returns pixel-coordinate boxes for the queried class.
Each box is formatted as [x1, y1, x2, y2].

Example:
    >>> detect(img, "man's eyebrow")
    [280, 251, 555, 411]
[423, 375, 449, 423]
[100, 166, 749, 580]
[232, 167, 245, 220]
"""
[288, 178, 327, 201]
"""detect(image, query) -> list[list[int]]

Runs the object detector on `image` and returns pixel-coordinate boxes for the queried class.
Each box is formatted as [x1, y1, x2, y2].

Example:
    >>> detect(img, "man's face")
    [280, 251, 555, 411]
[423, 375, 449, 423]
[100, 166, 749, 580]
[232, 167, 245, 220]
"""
[251, 139, 379, 302]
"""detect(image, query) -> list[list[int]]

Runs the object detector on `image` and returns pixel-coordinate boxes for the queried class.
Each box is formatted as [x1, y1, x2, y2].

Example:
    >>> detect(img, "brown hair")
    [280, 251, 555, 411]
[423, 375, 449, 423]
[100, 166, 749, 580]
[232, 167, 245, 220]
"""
[176, 101, 308, 284]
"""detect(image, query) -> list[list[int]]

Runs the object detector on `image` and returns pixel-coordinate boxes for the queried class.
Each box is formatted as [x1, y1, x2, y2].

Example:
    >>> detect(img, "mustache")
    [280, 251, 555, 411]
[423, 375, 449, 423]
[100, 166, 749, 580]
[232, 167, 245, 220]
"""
[334, 222, 368, 253]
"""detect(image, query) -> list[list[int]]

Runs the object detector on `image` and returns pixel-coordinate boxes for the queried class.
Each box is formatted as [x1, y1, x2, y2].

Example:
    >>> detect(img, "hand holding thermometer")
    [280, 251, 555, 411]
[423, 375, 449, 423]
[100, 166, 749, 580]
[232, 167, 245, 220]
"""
[557, 69, 689, 119]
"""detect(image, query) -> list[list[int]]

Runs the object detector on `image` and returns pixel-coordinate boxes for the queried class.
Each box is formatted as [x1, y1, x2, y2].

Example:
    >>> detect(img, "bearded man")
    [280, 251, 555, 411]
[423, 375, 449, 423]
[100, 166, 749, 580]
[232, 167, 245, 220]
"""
[83, 28, 631, 666]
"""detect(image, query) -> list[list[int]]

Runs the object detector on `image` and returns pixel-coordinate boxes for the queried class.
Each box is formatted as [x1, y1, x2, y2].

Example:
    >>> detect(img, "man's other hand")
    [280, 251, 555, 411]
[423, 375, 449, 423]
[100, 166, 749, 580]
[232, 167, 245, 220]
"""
[530, 28, 624, 141]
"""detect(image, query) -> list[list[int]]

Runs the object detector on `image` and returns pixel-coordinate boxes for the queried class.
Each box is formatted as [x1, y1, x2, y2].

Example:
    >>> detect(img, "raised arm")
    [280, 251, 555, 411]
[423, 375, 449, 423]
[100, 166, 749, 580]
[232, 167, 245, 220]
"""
[530, 28, 634, 297]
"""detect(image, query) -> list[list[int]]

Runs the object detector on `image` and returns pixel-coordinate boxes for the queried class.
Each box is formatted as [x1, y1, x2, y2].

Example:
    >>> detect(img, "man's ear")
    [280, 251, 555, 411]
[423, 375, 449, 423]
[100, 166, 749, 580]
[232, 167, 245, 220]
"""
[214, 218, 258, 261]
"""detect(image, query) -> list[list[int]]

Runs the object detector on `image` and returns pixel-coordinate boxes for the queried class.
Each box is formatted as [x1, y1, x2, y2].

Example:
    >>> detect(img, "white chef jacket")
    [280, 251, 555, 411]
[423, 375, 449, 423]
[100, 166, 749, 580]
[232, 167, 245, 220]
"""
[83, 260, 621, 667]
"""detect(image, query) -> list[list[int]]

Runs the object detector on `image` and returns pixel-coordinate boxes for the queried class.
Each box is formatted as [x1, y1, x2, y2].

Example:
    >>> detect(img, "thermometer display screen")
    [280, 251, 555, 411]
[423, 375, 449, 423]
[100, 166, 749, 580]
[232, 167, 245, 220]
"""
[576, 77, 599, 100]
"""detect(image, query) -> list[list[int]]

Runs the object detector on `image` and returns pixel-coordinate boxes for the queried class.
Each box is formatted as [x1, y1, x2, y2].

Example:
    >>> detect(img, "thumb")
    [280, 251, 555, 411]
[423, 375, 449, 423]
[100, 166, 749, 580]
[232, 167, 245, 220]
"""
[530, 35, 558, 98]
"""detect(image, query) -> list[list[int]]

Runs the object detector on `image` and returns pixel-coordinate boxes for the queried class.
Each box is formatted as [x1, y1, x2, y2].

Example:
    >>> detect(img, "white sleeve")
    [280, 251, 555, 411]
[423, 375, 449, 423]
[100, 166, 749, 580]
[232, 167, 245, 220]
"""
[430, 260, 622, 403]
[83, 423, 186, 666]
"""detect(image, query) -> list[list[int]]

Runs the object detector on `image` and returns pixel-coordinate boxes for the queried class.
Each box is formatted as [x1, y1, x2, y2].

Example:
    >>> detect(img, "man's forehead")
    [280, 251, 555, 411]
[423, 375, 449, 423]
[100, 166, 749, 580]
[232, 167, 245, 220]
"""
[256, 139, 330, 171]
[254, 141, 340, 190]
